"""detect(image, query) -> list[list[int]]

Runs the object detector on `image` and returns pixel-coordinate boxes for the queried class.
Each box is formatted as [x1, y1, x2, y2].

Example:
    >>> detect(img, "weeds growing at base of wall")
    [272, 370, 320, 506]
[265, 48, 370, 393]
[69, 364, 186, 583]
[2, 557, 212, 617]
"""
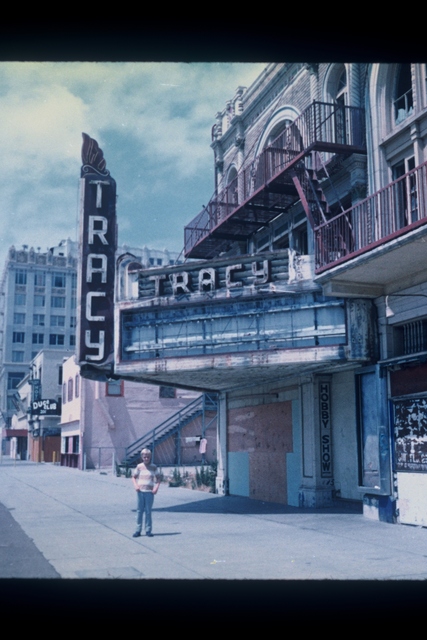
[195, 461, 217, 492]
[166, 463, 218, 492]
[169, 467, 184, 487]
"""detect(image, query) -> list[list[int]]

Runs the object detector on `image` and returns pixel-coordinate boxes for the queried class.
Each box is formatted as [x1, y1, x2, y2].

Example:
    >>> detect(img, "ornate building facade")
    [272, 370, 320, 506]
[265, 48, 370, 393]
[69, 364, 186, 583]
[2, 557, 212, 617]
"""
[82, 64, 427, 525]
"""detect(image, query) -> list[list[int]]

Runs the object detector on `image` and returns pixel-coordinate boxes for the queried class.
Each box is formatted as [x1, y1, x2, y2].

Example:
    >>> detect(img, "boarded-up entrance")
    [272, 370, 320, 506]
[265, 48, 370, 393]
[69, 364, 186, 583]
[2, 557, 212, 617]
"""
[228, 401, 293, 504]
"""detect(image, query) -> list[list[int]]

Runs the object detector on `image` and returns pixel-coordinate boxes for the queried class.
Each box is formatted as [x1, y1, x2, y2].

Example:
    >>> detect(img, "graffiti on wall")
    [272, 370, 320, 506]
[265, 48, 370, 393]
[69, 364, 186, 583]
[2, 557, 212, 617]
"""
[394, 397, 427, 472]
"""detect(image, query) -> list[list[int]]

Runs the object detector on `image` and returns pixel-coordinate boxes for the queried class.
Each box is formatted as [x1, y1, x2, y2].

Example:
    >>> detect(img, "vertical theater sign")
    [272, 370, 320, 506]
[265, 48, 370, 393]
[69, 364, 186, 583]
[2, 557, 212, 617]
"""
[77, 133, 117, 379]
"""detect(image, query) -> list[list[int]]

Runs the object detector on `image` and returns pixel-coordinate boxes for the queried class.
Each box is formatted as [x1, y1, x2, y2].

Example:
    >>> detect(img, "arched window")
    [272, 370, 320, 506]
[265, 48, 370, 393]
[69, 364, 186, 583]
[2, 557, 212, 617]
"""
[68, 377, 73, 402]
[75, 374, 80, 399]
[394, 64, 413, 124]
[226, 166, 239, 206]
[253, 111, 301, 194]
[335, 67, 348, 145]
[62, 382, 67, 405]
[266, 119, 293, 147]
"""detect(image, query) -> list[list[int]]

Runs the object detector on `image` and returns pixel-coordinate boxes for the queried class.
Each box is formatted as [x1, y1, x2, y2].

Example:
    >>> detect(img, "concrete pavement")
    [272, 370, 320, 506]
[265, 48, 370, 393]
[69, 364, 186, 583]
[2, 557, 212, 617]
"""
[1, 457, 427, 580]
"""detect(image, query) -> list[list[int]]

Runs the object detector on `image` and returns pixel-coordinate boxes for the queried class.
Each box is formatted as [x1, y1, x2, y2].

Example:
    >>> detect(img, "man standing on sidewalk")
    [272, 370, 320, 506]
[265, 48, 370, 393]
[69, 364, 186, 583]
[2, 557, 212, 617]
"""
[132, 448, 161, 538]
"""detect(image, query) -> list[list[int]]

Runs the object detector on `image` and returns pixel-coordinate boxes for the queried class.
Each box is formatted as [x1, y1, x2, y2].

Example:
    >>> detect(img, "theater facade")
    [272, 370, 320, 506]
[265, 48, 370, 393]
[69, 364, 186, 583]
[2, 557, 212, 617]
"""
[78, 63, 427, 524]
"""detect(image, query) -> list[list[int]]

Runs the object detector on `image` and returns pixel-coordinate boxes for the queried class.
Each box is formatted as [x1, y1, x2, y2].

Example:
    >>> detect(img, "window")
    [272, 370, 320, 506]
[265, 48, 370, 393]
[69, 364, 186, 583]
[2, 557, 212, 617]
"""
[68, 378, 73, 402]
[66, 435, 80, 454]
[12, 351, 24, 363]
[58, 365, 63, 385]
[51, 296, 65, 308]
[14, 313, 25, 324]
[52, 272, 66, 288]
[393, 319, 427, 356]
[293, 225, 308, 255]
[14, 293, 26, 306]
[33, 314, 45, 326]
[51, 315, 65, 327]
[34, 295, 45, 307]
[49, 334, 65, 346]
[394, 63, 413, 124]
[15, 269, 27, 285]
[34, 271, 46, 287]
[392, 157, 418, 226]
[70, 335, 76, 347]
[70, 317, 77, 328]
[8, 372, 25, 390]
[13, 331, 25, 343]
[159, 386, 176, 399]
[71, 273, 77, 290]
[106, 379, 123, 396]
[32, 333, 44, 344]
[75, 374, 80, 398]
[62, 382, 67, 404]
[226, 166, 239, 206]
[335, 67, 348, 145]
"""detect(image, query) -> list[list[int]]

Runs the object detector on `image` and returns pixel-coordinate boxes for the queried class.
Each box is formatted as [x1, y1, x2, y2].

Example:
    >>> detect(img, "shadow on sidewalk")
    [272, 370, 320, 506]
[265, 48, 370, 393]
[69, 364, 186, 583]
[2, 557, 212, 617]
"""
[154, 493, 363, 516]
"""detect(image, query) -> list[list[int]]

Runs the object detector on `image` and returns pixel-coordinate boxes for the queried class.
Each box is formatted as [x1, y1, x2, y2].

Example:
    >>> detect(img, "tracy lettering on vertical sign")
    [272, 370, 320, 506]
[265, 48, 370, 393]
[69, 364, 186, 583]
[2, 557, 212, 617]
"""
[77, 133, 117, 371]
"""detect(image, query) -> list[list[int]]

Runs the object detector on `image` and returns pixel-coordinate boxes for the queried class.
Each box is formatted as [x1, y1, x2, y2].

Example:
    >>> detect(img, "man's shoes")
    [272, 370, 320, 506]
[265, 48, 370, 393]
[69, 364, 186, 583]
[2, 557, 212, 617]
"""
[132, 531, 141, 538]
[146, 532, 154, 537]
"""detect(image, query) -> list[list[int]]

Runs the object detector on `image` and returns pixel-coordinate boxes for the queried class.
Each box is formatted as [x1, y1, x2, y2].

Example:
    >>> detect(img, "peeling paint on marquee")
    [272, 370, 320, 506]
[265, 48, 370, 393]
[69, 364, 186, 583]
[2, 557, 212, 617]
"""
[77, 133, 117, 380]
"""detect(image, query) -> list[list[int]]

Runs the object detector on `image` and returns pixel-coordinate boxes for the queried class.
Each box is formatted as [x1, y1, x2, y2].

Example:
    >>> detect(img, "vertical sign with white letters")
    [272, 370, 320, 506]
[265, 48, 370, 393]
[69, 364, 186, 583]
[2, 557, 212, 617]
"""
[77, 133, 117, 374]
[319, 381, 333, 479]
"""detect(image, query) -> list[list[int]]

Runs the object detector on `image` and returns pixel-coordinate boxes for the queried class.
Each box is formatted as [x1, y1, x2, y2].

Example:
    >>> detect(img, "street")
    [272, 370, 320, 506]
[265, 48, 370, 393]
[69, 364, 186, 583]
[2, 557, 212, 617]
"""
[1, 457, 427, 581]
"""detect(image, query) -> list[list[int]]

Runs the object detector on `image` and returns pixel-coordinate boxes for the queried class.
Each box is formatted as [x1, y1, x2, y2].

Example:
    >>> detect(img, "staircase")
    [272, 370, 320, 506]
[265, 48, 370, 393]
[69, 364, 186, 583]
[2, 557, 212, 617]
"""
[123, 393, 218, 467]
[184, 100, 366, 259]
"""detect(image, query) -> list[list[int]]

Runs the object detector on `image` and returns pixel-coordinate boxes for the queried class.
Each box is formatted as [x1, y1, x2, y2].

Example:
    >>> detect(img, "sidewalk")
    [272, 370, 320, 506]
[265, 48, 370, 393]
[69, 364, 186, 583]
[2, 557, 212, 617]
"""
[1, 458, 427, 580]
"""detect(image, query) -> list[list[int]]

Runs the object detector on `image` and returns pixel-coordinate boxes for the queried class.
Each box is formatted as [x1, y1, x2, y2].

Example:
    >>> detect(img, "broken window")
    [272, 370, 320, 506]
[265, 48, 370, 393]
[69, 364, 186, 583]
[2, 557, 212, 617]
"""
[394, 64, 413, 124]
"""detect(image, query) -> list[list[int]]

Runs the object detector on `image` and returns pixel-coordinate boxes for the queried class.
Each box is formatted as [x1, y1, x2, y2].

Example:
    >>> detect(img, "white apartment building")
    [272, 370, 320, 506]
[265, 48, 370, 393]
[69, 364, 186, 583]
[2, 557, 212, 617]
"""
[0, 240, 77, 431]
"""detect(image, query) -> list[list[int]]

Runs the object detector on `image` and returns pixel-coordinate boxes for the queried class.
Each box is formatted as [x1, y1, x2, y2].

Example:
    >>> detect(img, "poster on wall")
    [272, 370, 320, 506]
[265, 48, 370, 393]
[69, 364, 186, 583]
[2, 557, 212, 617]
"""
[394, 398, 427, 472]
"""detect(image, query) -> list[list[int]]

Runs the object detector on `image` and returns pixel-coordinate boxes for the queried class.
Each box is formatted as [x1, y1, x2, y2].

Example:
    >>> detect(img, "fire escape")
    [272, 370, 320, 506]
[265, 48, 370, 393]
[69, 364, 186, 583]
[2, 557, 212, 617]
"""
[184, 101, 366, 260]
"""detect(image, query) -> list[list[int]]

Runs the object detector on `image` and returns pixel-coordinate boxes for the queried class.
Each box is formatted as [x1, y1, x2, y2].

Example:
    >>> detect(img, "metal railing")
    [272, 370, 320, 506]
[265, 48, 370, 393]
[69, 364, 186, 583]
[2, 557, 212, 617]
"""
[124, 393, 218, 467]
[83, 446, 127, 471]
[184, 101, 365, 256]
[315, 160, 427, 271]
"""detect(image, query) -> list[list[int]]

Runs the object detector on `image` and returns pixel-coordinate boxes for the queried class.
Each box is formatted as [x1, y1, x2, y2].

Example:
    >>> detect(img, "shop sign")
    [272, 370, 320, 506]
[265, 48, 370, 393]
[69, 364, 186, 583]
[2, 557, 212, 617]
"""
[78, 133, 117, 368]
[31, 399, 60, 416]
[319, 381, 333, 478]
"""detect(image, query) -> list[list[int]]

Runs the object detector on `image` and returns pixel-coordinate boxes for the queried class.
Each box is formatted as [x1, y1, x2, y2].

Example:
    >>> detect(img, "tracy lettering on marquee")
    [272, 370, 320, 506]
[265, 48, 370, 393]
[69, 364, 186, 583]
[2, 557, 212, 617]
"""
[140, 258, 272, 300]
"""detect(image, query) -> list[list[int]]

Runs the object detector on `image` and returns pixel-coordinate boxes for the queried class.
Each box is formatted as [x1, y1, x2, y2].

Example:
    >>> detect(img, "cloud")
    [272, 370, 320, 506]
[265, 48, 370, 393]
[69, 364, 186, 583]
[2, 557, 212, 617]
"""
[0, 61, 266, 264]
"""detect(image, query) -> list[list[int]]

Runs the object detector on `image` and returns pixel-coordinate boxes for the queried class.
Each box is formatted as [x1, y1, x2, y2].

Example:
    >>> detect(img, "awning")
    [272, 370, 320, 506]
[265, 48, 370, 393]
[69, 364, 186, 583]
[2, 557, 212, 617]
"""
[3, 429, 28, 438]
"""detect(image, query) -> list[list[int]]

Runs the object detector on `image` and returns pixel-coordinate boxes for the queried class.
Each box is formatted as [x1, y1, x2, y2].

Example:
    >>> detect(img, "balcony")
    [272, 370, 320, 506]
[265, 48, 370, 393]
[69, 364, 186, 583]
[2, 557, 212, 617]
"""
[184, 101, 366, 259]
[315, 161, 427, 297]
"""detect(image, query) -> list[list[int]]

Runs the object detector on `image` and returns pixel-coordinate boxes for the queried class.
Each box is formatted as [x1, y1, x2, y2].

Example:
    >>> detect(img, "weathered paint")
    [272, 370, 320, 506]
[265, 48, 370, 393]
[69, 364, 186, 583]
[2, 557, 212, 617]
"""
[120, 293, 346, 361]
[330, 370, 359, 501]
[228, 451, 250, 496]
[228, 400, 293, 504]
[397, 472, 427, 526]
[136, 251, 287, 303]
[286, 398, 302, 506]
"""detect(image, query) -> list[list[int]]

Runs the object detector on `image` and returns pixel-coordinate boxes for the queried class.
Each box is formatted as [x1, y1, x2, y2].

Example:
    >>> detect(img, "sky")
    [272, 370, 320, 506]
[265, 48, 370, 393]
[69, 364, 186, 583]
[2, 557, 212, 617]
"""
[0, 61, 266, 267]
